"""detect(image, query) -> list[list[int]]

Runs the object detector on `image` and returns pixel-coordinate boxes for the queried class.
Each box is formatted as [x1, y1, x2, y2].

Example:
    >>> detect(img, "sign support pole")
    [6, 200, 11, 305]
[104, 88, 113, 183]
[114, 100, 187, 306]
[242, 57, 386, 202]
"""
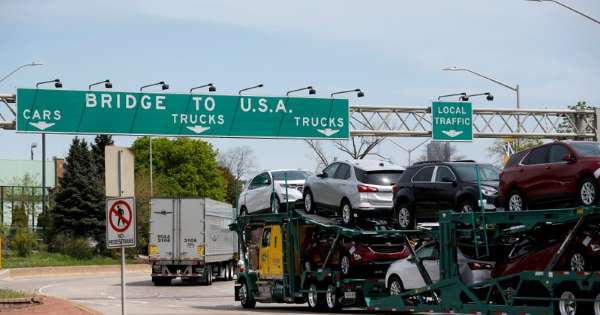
[118, 149, 126, 315]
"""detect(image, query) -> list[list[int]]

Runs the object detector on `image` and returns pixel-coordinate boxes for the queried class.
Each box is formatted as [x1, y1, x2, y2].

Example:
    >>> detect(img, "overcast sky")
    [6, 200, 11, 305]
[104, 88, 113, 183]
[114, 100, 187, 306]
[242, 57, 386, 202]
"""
[1, 0, 599, 176]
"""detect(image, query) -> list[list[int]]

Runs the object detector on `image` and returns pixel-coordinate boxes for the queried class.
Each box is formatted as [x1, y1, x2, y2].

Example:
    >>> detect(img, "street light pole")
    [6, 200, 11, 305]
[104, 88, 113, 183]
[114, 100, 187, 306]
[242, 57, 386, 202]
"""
[139, 82, 169, 199]
[527, 0, 600, 25]
[0, 62, 43, 84]
[442, 67, 519, 108]
[36, 79, 62, 218]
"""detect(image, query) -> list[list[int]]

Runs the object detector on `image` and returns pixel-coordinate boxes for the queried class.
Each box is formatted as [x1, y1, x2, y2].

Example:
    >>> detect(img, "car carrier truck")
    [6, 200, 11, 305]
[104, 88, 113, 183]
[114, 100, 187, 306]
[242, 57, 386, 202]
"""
[149, 197, 238, 285]
[232, 206, 600, 314]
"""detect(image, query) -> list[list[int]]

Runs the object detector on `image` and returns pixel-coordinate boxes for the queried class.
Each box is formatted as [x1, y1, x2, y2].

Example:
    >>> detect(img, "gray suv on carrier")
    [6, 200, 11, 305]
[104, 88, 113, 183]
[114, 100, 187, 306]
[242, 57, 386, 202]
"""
[303, 160, 405, 225]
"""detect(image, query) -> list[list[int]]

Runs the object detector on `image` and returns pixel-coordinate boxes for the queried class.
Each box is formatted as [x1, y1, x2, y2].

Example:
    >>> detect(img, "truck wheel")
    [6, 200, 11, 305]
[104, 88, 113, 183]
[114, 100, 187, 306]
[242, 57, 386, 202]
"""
[239, 281, 256, 309]
[325, 284, 340, 311]
[593, 292, 600, 315]
[555, 288, 578, 315]
[341, 200, 354, 226]
[226, 263, 233, 280]
[304, 189, 315, 214]
[307, 283, 325, 311]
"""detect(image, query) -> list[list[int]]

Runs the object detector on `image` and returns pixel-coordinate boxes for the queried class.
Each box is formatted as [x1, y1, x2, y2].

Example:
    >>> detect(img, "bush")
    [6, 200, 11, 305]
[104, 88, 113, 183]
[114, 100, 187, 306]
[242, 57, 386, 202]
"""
[64, 238, 94, 260]
[9, 228, 37, 257]
[50, 234, 94, 259]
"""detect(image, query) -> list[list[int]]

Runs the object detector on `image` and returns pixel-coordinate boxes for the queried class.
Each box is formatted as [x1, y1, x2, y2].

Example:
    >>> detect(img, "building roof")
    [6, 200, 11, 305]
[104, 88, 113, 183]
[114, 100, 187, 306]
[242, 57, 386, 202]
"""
[0, 159, 55, 187]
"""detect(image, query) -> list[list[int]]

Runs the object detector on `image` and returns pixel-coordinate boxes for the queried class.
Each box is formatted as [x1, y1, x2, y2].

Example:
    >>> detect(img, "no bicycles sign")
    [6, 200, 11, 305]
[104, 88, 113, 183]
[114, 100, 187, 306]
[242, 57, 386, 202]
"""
[106, 197, 136, 248]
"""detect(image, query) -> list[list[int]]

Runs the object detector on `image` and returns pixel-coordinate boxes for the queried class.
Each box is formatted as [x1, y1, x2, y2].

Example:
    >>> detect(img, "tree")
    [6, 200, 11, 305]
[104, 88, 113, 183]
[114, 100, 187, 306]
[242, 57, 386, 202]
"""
[416, 141, 464, 162]
[218, 146, 256, 182]
[90, 135, 114, 180]
[487, 138, 543, 167]
[304, 136, 386, 172]
[132, 137, 227, 200]
[52, 137, 105, 243]
[558, 101, 594, 140]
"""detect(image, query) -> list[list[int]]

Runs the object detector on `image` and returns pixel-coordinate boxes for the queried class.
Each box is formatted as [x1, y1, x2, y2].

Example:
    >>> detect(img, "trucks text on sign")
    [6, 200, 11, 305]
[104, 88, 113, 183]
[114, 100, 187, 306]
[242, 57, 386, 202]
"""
[431, 101, 473, 141]
[16, 88, 349, 139]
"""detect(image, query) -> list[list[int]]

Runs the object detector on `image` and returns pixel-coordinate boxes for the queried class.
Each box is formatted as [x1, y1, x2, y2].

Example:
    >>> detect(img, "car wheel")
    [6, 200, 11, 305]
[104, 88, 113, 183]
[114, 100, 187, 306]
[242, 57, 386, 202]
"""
[555, 288, 578, 315]
[325, 284, 340, 311]
[341, 200, 354, 226]
[239, 281, 256, 309]
[304, 189, 315, 214]
[579, 177, 597, 206]
[458, 199, 476, 213]
[340, 255, 351, 276]
[388, 275, 404, 296]
[507, 190, 526, 212]
[307, 283, 325, 311]
[395, 202, 414, 229]
[569, 251, 587, 272]
[271, 194, 281, 214]
[593, 292, 600, 315]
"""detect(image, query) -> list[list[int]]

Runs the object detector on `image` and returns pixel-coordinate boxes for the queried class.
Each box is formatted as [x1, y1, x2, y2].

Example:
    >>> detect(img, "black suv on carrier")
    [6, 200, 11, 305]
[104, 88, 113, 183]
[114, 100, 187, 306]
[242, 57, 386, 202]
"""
[392, 161, 500, 229]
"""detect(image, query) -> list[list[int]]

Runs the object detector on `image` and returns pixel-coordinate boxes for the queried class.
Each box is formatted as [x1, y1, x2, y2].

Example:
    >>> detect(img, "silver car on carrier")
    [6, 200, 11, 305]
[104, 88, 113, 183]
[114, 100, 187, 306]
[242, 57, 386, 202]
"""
[303, 160, 405, 225]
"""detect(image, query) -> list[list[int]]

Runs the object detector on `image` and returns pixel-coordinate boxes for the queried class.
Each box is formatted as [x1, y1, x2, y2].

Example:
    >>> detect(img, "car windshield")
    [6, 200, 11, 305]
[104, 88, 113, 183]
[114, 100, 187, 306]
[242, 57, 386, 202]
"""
[571, 142, 600, 156]
[354, 168, 404, 186]
[271, 170, 311, 181]
[452, 164, 499, 181]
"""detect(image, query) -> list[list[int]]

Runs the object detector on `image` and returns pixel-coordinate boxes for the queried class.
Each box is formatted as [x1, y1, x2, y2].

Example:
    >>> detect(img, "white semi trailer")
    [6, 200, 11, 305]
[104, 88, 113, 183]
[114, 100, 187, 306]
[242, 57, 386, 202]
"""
[149, 198, 238, 285]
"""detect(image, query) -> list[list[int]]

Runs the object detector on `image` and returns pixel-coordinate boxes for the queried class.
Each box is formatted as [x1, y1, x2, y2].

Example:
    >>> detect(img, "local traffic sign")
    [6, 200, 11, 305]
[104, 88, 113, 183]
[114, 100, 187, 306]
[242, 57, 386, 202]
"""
[106, 197, 136, 248]
[431, 101, 473, 141]
[16, 88, 349, 139]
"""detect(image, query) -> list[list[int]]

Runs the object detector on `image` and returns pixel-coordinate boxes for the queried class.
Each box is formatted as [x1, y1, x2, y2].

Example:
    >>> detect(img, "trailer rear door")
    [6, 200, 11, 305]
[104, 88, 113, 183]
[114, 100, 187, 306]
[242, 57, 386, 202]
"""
[149, 199, 176, 260]
[179, 199, 205, 260]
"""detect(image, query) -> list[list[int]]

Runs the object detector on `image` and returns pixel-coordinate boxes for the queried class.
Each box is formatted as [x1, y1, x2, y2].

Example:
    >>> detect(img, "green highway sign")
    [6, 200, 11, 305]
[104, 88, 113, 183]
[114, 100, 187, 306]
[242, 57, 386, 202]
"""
[431, 101, 473, 141]
[16, 88, 349, 139]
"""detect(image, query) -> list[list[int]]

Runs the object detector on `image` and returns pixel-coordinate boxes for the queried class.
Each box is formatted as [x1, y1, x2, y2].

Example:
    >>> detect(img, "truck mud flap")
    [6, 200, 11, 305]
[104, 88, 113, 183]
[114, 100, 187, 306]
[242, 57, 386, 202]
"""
[234, 283, 241, 301]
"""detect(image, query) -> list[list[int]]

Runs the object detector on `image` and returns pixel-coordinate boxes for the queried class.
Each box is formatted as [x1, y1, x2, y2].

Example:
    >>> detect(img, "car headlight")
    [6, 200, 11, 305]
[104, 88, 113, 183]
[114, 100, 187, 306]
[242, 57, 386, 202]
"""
[481, 186, 497, 197]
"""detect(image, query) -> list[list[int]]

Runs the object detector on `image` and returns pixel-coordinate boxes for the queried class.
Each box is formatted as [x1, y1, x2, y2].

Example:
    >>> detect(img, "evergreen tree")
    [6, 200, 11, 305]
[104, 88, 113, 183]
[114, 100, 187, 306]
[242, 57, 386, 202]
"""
[52, 137, 105, 242]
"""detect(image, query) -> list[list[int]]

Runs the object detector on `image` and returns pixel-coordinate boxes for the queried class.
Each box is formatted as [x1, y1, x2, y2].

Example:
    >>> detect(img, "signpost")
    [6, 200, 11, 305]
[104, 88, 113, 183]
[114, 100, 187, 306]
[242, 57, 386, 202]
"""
[105, 146, 136, 315]
[16, 88, 349, 139]
[431, 101, 473, 141]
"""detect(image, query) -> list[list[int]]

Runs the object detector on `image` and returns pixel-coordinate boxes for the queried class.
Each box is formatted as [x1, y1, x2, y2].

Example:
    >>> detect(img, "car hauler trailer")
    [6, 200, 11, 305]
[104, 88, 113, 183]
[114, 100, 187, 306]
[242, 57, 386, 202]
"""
[149, 198, 238, 285]
[233, 206, 600, 314]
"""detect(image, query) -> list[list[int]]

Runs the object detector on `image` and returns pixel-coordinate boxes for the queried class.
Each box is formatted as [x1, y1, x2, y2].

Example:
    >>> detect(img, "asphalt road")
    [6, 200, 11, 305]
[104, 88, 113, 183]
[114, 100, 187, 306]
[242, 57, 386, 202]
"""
[0, 272, 370, 315]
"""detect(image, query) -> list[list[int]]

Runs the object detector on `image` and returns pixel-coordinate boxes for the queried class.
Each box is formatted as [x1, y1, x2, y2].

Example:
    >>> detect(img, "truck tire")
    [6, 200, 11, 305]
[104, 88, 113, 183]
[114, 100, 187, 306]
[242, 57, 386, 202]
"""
[152, 276, 172, 286]
[228, 262, 235, 280]
[325, 284, 340, 311]
[554, 287, 579, 315]
[239, 281, 256, 309]
[307, 283, 326, 311]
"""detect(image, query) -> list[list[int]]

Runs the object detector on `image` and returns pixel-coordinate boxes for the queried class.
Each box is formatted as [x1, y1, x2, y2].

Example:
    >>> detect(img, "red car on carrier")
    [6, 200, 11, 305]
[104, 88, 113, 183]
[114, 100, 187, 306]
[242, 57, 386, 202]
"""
[302, 226, 410, 277]
[499, 141, 600, 211]
[492, 221, 600, 277]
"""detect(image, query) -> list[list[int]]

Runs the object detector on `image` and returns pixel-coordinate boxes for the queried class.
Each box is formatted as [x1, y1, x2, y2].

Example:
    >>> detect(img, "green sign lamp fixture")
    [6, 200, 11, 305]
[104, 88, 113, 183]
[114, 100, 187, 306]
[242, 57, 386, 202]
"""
[190, 83, 216, 93]
[331, 88, 364, 98]
[140, 81, 169, 92]
[36, 79, 62, 89]
[89, 80, 112, 90]
[238, 84, 263, 95]
[286, 86, 316, 96]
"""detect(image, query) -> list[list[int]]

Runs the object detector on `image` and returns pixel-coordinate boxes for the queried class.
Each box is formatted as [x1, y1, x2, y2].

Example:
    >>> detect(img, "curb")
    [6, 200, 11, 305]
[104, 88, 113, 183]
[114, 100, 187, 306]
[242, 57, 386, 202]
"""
[3, 264, 150, 279]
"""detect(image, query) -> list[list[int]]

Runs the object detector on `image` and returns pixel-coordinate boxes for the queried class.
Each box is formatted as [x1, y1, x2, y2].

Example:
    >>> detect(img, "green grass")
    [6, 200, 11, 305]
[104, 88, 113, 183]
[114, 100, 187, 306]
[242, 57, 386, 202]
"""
[2, 251, 138, 268]
[0, 289, 27, 299]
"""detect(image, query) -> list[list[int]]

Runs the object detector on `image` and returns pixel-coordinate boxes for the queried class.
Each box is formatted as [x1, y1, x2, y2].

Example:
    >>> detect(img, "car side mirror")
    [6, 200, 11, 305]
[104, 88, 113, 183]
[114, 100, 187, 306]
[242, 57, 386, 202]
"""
[562, 154, 576, 163]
